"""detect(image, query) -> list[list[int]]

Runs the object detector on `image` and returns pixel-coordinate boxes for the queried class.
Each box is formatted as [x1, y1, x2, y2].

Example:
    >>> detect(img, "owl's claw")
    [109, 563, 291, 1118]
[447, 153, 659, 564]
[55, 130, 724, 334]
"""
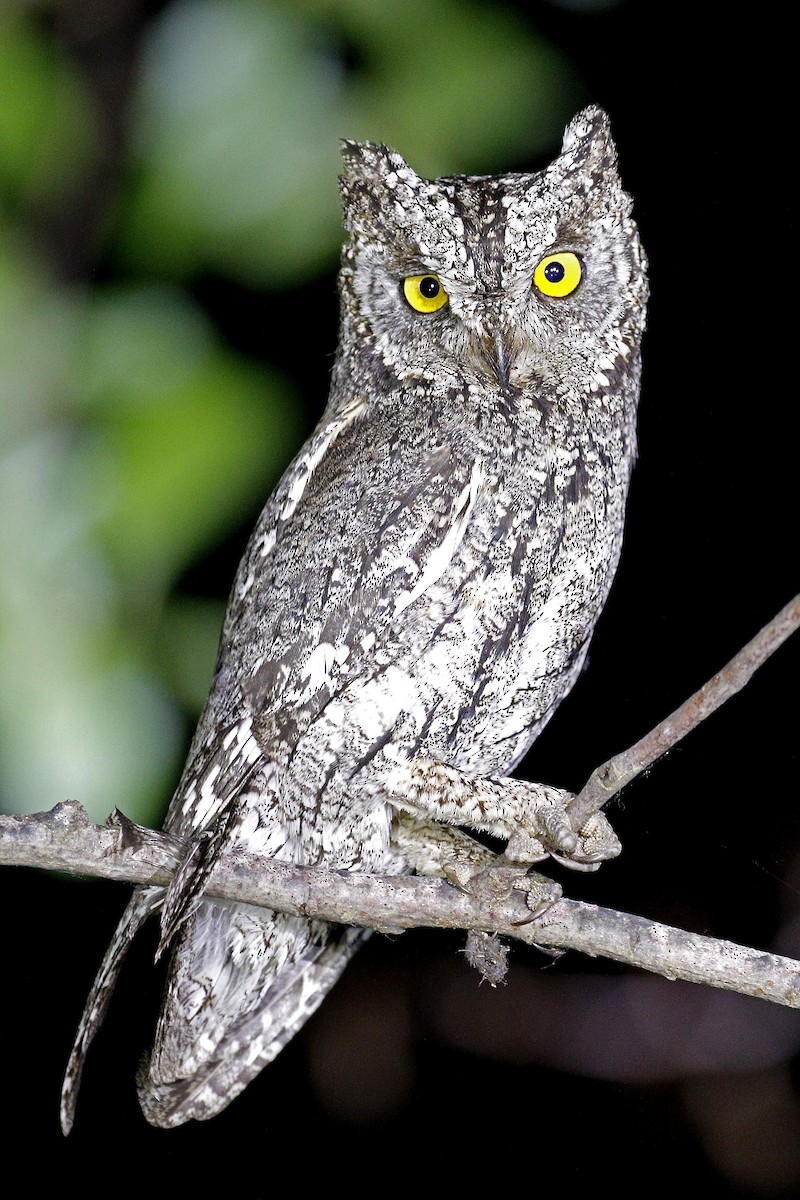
[444, 860, 563, 921]
[393, 764, 621, 874]
[443, 860, 519, 899]
[505, 793, 621, 870]
[569, 810, 622, 863]
[516, 871, 563, 918]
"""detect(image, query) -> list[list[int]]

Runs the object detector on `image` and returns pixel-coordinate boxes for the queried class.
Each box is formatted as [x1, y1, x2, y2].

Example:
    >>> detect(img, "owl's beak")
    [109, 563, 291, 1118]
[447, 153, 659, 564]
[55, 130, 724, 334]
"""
[486, 329, 513, 390]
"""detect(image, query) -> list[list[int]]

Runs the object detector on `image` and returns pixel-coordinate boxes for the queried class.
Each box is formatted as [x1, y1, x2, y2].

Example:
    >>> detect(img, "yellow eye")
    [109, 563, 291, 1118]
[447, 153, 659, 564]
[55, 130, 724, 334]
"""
[533, 252, 583, 298]
[403, 274, 448, 313]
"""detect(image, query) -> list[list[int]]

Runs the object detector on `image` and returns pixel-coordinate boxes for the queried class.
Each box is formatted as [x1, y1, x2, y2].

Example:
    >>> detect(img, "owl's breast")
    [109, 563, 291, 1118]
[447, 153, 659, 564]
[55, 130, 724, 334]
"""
[375, 438, 627, 775]
[191, 397, 632, 863]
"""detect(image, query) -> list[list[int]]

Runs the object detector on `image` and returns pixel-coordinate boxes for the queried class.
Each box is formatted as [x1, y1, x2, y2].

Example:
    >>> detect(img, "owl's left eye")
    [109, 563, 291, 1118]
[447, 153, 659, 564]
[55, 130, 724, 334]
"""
[403, 274, 449, 313]
[533, 252, 583, 298]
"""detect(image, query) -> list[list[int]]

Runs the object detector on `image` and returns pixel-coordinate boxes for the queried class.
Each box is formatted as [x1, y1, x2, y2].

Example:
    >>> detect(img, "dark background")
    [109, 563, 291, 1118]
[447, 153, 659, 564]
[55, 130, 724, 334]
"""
[2, 2, 797, 1194]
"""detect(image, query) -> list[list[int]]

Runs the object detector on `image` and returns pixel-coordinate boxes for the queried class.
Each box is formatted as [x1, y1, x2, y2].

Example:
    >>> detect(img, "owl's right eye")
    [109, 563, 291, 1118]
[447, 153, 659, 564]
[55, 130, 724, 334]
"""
[402, 274, 449, 313]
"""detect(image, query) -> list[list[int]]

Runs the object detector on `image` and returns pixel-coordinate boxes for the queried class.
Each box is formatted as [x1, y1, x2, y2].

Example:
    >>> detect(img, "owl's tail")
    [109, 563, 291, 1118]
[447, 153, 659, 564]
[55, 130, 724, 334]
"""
[137, 900, 369, 1127]
[60, 886, 163, 1135]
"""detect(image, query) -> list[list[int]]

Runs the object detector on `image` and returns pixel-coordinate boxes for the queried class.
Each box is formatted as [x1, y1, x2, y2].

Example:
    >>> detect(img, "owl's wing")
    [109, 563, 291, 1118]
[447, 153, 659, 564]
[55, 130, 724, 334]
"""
[133, 413, 485, 1124]
[61, 402, 383, 1130]
[130, 423, 481, 1122]
[154, 396, 377, 947]
[155, 405, 482, 948]
[228, 420, 484, 742]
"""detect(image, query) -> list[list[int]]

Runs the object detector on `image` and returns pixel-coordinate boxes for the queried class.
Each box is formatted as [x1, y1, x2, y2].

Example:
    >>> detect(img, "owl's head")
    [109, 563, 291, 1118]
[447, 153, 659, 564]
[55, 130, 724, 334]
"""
[337, 107, 647, 401]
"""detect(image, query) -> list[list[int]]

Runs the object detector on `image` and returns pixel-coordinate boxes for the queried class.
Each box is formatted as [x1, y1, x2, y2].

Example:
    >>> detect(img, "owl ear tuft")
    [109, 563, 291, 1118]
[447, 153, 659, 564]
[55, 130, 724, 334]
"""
[559, 106, 619, 180]
[339, 140, 413, 183]
[339, 140, 423, 238]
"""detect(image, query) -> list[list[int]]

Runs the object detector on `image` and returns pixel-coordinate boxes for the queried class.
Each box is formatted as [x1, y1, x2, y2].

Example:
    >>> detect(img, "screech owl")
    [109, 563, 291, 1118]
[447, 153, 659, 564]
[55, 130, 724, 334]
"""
[61, 106, 647, 1130]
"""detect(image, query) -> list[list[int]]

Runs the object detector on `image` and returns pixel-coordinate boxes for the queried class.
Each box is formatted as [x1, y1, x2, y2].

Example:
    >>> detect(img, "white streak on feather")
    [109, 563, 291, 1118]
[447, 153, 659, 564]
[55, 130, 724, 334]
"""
[354, 665, 426, 740]
[300, 641, 337, 696]
[394, 458, 484, 617]
[278, 397, 367, 524]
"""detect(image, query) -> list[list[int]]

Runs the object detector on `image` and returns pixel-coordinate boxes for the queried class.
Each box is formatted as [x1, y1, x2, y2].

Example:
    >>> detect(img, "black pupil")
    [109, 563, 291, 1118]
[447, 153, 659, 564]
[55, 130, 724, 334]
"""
[544, 261, 566, 283]
[420, 276, 440, 298]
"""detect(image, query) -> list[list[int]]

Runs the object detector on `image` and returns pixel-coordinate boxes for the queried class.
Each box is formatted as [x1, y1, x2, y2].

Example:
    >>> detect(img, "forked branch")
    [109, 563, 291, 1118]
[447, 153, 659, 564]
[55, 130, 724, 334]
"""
[1, 595, 798, 1006]
[570, 592, 800, 826]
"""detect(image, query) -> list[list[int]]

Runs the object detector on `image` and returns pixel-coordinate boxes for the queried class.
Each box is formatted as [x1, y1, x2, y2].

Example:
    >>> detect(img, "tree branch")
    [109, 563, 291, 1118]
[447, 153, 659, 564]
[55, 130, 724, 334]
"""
[2, 595, 798, 1013]
[1, 801, 798, 1009]
[569, 592, 800, 827]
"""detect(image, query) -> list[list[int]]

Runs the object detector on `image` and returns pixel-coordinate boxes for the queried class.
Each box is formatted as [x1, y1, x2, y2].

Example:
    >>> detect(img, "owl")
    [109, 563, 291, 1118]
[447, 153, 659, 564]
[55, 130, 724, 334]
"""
[61, 106, 647, 1130]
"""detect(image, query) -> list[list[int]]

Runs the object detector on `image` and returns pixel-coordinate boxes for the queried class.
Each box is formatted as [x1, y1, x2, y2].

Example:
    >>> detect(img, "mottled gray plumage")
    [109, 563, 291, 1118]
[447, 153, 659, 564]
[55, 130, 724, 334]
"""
[61, 106, 647, 1130]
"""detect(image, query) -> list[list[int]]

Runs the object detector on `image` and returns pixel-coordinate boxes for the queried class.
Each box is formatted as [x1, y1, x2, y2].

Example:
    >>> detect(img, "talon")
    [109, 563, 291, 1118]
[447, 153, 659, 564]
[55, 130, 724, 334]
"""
[506, 792, 621, 871]
[574, 811, 622, 863]
[511, 871, 562, 924]
[505, 828, 548, 865]
[443, 861, 479, 891]
[549, 852, 602, 872]
[447, 861, 528, 903]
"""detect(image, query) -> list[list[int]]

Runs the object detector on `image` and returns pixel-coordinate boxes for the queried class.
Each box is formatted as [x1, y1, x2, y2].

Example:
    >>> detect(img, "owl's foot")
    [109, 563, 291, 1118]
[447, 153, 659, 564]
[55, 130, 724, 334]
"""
[505, 803, 621, 873]
[442, 859, 564, 931]
[391, 811, 497, 877]
[516, 870, 564, 916]
[390, 802, 599, 939]
[387, 758, 621, 873]
[402, 831, 563, 930]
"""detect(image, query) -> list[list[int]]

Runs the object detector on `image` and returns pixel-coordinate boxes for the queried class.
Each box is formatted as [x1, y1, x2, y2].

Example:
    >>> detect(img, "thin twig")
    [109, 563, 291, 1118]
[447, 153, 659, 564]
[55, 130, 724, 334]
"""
[569, 593, 800, 829]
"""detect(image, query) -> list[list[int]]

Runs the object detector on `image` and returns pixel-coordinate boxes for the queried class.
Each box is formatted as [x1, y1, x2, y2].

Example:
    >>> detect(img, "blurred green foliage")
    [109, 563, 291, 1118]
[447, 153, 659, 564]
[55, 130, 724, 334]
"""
[0, 0, 581, 824]
[0, 14, 96, 216]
